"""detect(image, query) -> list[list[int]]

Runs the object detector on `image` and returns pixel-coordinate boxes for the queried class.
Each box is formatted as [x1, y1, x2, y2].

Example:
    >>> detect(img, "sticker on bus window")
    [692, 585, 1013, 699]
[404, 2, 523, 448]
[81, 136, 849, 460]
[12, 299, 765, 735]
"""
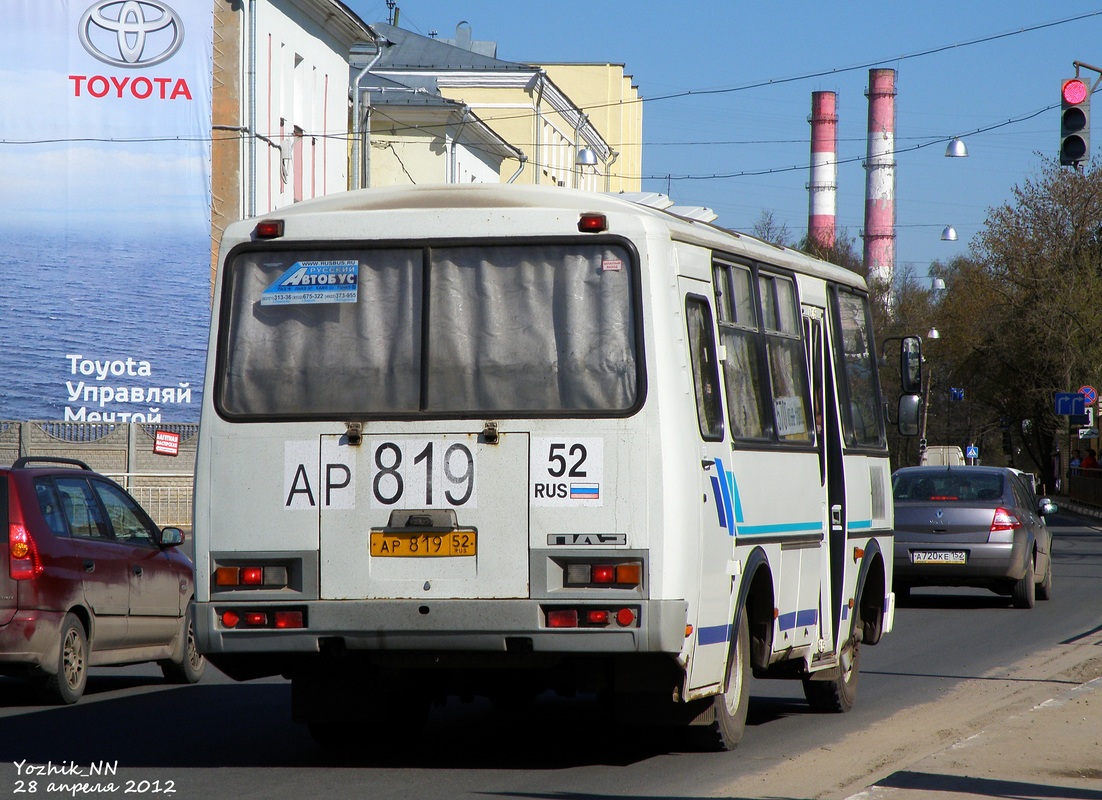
[261, 260, 358, 306]
[774, 396, 808, 437]
[530, 437, 604, 507]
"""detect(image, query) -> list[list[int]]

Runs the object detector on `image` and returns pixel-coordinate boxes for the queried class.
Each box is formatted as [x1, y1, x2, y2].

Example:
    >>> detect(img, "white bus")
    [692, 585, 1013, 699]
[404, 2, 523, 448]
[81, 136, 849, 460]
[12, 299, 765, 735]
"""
[193, 184, 921, 750]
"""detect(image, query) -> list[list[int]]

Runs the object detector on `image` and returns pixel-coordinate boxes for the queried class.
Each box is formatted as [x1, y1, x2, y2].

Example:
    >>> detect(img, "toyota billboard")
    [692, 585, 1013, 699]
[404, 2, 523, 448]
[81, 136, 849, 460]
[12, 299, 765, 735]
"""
[0, 1, 212, 423]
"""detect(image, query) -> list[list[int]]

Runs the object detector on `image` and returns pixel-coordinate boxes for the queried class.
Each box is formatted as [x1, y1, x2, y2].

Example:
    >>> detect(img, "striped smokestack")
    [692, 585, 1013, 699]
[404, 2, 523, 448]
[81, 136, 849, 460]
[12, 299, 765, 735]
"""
[863, 68, 896, 297]
[808, 91, 837, 250]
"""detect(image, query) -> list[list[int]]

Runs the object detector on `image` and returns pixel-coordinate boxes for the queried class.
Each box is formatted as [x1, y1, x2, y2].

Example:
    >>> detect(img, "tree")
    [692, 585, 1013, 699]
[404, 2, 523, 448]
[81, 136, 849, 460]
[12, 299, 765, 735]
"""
[751, 210, 792, 247]
[926, 159, 1102, 490]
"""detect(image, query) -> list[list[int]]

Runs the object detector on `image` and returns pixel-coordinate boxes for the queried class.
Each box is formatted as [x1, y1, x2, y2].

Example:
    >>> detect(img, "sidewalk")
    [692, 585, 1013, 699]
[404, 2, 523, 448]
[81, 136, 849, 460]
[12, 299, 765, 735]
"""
[845, 499, 1102, 800]
[846, 673, 1102, 800]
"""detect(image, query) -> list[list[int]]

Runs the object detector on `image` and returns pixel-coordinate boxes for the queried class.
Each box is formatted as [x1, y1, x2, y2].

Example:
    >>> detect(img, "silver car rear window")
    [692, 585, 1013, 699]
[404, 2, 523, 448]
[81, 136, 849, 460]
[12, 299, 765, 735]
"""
[894, 472, 1003, 502]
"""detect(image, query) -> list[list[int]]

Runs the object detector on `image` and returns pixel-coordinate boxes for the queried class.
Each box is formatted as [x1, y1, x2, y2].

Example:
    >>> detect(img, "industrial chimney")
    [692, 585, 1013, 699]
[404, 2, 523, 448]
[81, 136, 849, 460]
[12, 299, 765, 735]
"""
[808, 91, 837, 250]
[863, 69, 896, 297]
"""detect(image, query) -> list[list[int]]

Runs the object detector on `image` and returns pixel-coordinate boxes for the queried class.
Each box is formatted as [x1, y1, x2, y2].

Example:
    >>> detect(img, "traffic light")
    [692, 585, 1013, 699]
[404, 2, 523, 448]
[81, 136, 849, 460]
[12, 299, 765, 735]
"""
[1060, 77, 1091, 166]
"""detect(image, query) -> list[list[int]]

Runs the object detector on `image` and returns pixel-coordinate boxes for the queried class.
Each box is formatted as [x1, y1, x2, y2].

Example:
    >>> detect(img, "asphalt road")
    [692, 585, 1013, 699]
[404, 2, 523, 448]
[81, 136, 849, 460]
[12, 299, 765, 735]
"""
[0, 510, 1099, 800]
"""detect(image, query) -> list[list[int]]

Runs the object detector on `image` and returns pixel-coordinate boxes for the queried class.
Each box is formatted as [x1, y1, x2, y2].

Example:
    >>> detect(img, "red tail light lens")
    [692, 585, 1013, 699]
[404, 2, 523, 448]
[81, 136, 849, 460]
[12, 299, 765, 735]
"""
[592, 565, 615, 583]
[547, 609, 579, 628]
[578, 213, 607, 232]
[8, 484, 42, 580]
[275, 611, 304, 629]
[990, 507, 1022, 532]
[255, 219, 284, 239]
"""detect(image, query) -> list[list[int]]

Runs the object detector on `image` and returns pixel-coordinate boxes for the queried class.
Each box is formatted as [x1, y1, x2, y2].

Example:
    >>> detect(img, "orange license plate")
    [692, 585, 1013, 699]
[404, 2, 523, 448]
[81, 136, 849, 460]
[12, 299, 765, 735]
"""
[370, 530, 477, 557]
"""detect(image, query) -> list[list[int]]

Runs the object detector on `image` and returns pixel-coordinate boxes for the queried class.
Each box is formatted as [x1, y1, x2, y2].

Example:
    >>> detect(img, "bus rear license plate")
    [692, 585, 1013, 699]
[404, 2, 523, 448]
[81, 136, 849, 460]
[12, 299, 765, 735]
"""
[370, 531, 477, 557]
[911, 550, 966, 565]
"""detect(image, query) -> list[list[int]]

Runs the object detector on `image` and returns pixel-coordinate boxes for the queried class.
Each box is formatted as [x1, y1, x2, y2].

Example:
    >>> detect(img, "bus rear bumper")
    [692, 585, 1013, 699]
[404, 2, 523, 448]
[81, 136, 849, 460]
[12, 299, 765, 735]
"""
[194, 598, 689, 659]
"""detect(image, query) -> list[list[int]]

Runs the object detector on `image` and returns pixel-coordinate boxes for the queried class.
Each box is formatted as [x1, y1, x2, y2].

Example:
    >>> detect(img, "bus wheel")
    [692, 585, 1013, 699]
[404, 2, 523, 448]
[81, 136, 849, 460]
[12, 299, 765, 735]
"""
[702, 612, 750, 751]
[803, 640, 860, 713]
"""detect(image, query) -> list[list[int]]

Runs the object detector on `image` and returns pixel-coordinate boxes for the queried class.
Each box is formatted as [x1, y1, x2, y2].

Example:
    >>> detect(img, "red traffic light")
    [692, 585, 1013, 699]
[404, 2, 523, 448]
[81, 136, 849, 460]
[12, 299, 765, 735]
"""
[1063, 78, 1089, 105]
[1060, 78, 1092, 166]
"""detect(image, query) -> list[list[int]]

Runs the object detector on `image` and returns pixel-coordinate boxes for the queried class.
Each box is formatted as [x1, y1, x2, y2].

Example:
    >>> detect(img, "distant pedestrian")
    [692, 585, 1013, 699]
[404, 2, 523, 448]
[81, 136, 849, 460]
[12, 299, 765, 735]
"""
[1081, 449, 1099, 473]
[1070, 449, 1082, 476]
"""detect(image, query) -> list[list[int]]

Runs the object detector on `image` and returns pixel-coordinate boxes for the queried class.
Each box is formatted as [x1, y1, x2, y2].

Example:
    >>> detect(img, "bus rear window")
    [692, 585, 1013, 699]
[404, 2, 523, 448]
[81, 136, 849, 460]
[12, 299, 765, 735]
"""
[217, 243, 639, 418]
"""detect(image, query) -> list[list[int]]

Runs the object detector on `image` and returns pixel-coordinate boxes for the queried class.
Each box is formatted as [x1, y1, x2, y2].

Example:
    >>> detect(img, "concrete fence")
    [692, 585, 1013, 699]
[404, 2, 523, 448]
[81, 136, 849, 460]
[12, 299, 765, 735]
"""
[0, 420, 198, 527]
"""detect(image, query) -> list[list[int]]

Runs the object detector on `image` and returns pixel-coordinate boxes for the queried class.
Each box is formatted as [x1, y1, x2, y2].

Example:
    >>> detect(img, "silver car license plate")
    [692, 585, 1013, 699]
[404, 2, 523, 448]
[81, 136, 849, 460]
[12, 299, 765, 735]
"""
[911, 550, 967, 565]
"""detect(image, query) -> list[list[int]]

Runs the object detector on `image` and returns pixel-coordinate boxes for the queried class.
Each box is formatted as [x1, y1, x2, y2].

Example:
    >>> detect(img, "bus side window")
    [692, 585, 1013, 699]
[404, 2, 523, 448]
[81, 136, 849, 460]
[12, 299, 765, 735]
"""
[686, 296, 724, 440]
[832, 289, 885, 448]
[713, 261, 768, 439]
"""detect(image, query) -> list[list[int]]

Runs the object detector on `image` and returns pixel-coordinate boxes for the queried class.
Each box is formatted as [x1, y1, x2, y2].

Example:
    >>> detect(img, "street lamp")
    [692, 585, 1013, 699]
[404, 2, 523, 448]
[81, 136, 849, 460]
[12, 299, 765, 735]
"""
[940, 225, 958, 241]
[945, 137, 968, 157]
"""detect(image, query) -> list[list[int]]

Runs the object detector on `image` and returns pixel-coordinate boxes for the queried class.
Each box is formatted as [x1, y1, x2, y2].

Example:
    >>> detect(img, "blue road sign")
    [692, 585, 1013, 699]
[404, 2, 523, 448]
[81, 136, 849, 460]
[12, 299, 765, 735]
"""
[1056, 392, 1086, 415]
[1080, 385, 1098, 405]
[966, 445, 979, 460]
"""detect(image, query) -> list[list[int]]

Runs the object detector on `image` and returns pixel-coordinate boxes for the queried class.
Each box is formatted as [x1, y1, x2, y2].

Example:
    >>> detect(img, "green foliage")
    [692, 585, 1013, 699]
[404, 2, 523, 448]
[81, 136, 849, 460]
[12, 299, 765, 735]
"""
[891, 158, 1102, 487]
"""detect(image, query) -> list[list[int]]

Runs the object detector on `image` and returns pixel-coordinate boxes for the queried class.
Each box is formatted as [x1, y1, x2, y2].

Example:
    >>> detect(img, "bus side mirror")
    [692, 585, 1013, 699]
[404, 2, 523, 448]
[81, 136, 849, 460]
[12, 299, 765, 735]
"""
[900, 336, 922, 395]
[898, 394, 921, 437]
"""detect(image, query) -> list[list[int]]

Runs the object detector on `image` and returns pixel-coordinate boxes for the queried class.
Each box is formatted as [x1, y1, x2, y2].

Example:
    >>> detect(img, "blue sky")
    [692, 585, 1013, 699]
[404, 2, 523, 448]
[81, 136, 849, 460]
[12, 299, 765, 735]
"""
[346, 1, 1102, 282]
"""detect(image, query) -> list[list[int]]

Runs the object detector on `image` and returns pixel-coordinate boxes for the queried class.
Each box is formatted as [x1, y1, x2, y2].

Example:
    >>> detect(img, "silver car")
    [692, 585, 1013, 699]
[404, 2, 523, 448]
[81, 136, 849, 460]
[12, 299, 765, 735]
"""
[892, 465, 1055, 609]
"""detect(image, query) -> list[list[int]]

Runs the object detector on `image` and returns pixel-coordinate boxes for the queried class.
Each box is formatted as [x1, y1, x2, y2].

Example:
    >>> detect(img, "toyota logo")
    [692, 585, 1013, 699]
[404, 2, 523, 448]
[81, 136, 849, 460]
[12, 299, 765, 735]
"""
[78, 0, 184, 68]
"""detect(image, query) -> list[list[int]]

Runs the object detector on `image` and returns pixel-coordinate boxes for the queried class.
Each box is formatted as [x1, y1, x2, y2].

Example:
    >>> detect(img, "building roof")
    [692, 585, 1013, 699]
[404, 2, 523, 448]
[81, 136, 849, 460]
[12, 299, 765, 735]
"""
[367, 22, 535, 72]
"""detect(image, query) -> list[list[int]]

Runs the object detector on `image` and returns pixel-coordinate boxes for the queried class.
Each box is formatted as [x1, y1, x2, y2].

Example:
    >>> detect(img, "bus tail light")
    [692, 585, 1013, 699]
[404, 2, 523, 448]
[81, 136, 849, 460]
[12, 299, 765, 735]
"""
[578, 213, 607, 232]
[547, 609, 578, 628]
[214, 565, 289, 589]
[254, 219, 284, 239]
[563, 560, 642, 588]
[220, 607, 306, 629]
[544, 606, 639, 629]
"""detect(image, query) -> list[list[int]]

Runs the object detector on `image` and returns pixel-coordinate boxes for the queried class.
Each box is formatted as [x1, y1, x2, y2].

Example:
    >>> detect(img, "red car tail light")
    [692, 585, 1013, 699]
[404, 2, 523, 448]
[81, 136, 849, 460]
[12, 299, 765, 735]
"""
[8, 483, 42, 580]
[990, 507, 1022, 532]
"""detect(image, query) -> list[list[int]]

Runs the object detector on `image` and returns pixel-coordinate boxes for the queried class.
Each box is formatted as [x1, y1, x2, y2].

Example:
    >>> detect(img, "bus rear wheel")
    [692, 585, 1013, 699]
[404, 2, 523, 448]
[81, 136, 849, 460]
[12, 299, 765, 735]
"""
[803, 640, 860, 713]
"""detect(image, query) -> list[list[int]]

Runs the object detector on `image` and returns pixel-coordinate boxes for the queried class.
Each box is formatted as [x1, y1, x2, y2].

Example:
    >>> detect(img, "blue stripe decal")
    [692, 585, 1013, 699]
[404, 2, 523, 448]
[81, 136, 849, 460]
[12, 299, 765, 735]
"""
[698, 623, 732, 645]
[728, 467, 744, 524]
[849, 519, 873, 530]
[778, 608, 820, 631]
[736, 521, 824, 536]
[709, 475, 727, 529]
[715, 457, 736, 534]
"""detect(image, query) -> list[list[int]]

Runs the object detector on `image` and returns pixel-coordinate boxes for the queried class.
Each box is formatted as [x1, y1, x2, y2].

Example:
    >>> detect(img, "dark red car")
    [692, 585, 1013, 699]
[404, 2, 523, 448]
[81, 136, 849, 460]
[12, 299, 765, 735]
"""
[1, 456, 204, 703]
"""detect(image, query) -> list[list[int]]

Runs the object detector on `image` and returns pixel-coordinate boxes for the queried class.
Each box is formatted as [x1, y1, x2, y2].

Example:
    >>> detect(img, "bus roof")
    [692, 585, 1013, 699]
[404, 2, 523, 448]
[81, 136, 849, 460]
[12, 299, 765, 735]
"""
[227, 183, 868, 291]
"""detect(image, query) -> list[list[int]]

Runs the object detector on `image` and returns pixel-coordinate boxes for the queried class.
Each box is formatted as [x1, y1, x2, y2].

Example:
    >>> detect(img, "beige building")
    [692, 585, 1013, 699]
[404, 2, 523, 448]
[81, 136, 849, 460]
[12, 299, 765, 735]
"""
[358, 22, 641, 192]
[210, 5, 644, 288]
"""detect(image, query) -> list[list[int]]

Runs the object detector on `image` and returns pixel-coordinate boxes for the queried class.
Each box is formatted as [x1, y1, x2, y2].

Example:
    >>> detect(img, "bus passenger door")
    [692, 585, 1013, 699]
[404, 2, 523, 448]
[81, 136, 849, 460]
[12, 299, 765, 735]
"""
[804, 307, 839, 654]
[681, 283, 736, 694]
